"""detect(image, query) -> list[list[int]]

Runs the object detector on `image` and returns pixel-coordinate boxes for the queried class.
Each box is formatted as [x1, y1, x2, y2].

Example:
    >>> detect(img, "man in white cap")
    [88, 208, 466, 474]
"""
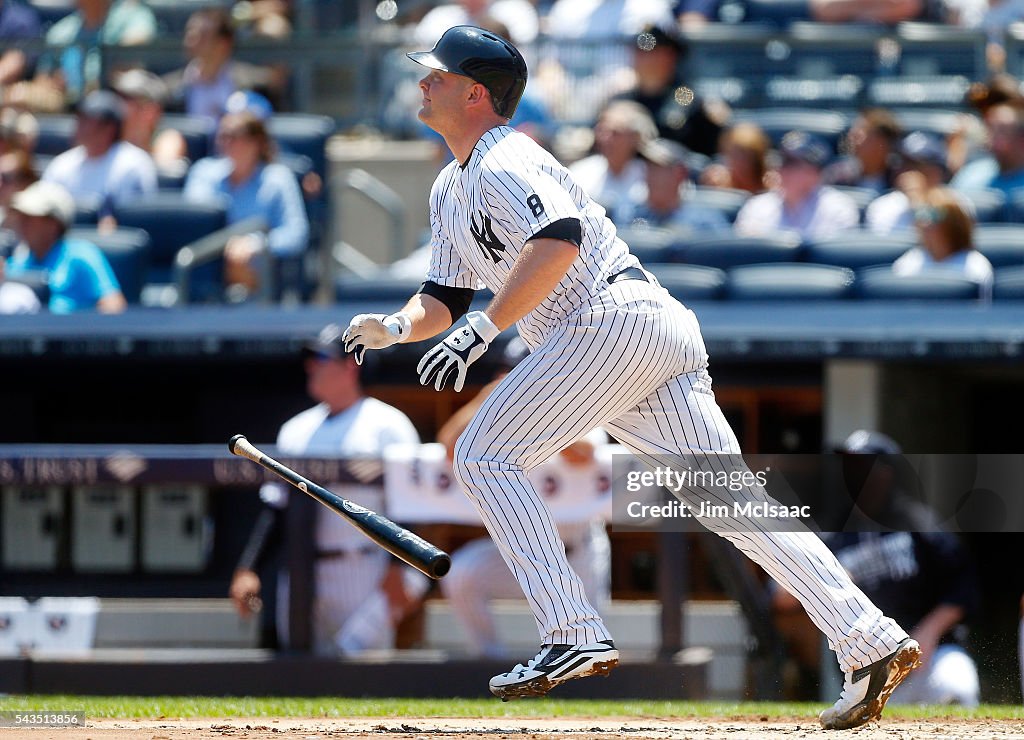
[3, 180, 125, 313]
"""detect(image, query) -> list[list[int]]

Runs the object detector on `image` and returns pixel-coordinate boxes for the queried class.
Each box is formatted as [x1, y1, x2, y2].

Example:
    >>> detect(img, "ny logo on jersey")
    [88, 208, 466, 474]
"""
[469, 211, 507, 263]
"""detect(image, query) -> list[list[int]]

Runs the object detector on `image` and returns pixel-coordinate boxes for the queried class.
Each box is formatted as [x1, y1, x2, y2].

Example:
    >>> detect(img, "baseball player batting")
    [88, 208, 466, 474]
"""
[343, 25, 920, 728]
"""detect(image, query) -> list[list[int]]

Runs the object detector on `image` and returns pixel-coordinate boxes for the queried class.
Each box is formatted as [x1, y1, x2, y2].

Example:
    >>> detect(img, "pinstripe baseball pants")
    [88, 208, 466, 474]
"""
[453, 277, 908, 672]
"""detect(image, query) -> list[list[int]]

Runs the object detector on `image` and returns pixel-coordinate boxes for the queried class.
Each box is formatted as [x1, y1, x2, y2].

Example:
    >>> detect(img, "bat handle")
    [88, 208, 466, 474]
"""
[229, 434, 263, 464]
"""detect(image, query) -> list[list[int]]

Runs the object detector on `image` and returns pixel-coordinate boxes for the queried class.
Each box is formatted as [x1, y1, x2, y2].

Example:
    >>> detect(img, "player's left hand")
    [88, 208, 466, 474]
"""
[417, 311, 500, 392]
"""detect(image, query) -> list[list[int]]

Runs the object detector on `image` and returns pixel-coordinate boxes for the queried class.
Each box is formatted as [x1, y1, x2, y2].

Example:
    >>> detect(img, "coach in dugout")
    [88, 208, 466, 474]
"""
[229, 324, 429, 655]
[773, 430, 981, 706]
[3, 180, 125, 313]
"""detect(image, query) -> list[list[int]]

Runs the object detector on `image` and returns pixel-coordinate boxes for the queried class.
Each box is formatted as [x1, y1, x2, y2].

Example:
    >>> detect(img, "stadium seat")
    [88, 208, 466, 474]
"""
[34, 115, 76, 157]
[868, 75, 972, 108]
[615, 227, 677, 264]
[895, 22, 987, 79]
[726, 263, 855, 300]
[647, 263, 726, 301]
[856, 266, 982, 300]
[72, 196, 101, 226]
[31, 0, 75, 29]
[730, 108, 849, 153]
[802, 229, 916, 269]
[891, 108, 963, 137]
[112, 194, 227, 291]
[831, 186, 877, 222]
[267, 114, 336, 181]
[973, 225, 1024, 268]
[993, 266, 1024, 299]
[686, 187, 750, 223]
[67, 227, 151, 304]
[158, 114, 215, 164]
[959, 188, 1008, 223]
[336, 273, 423, 302]
[668, 232, 803, 269]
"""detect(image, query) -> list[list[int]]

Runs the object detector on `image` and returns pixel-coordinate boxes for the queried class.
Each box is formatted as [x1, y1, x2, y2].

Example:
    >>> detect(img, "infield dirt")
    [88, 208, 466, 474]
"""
[6, 716, 1024, 739]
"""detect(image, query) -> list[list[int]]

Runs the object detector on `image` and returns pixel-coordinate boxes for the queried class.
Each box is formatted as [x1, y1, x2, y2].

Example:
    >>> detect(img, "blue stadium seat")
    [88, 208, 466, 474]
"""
[973, 225, 1024, 268]
[158, 114, 215, 164]
[336, 274, 423, 302]
[647, 264, 726, 301]
[1006, 187, 1024, 222]
[72, 195, 101, 226]
[267, 114, 336, 181]
[0, 227, 18, 255]
[831, 186, 877, 222]
[891, 108, 963, 137]
[616, 227, 677, 264]
[31, 0, 74, 29]
[34, 115, 76, 157]
[726, 263, 855, 300]
[867, 76, 972, 108]
[802, 229, 916, 269]
[668, 232, 803, 269]
[67, 227, 151, 304]
[895, 23, 987, 79]
[731, 108, 849, 153]
[112, 194, 226, 289]
[959, 188, 1008, 223]
[856, 266, 982, 300]
[686, 187, 750, 223]
[993, 266, 1024, 299]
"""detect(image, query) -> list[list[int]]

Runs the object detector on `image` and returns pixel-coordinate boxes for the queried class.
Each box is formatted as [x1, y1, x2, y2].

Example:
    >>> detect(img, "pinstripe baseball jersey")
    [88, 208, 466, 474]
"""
[427, 124, 640, 348]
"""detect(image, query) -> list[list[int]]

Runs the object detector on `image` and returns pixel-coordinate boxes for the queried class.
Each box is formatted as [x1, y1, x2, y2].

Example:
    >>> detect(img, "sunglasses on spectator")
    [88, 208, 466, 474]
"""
[913, 206, 947, 226]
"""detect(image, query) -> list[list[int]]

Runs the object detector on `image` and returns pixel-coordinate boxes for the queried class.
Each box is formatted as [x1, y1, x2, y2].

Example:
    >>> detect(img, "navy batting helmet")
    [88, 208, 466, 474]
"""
[407, 25, 528, 119]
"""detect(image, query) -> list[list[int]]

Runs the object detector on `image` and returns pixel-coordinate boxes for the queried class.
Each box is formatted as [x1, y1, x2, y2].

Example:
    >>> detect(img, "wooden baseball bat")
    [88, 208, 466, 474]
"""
[228, 434, 451, 579]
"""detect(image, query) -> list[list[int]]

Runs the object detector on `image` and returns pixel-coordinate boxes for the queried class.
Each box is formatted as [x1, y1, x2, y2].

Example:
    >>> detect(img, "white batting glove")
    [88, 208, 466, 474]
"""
[417, 311, 500, 392]
[342, 312, 411, 364]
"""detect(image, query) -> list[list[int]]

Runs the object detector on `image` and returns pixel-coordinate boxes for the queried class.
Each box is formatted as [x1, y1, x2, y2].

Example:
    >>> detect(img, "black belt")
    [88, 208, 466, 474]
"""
[316, 546, 377, 561]
[607, 267, 650, 284]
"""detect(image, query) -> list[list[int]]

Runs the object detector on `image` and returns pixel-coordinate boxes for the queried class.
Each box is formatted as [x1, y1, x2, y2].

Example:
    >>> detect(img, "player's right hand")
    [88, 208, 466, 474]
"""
[342, 312, 411, 364]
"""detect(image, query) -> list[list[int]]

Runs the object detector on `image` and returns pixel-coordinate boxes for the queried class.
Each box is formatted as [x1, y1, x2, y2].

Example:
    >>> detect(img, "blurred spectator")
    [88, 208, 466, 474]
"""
[4, 180, 126, 313]
[0, 257, 40, 313]
[866, 132, 950, 235]
[234, 0, 293, 39]
[183, 111, 308, 300]
[0, 149, 38, 223]
[568, 100, 655, 223]
[775, 431, 980, 706]
[6, 0, 156, 112]
[111, 68, 190, 179]
[436, 337, 611, 659]
[951, 101, 1024, 196]
[700, 121, 772, 194]
[617, 138, 730, 231]
[0, 107, 38, 157]
[41, 90, 158, 226]
[734, 131, 859, 240]
[164, 8, 276, 124]
[229, 324, 427, 655]
[893, 186, 993, 300]
[824, 108, 903, 195]
[611, 24, 728, 158]
[544, 0, 675, 38]
[809, 0, 939, 23]
[0, 0, 41, 88]
[675, 0, 720, 27]
[414, 0, 539, 46]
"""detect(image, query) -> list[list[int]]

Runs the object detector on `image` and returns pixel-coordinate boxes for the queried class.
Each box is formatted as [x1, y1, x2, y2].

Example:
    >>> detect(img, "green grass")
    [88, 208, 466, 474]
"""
[0, 696, 1021, 721]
